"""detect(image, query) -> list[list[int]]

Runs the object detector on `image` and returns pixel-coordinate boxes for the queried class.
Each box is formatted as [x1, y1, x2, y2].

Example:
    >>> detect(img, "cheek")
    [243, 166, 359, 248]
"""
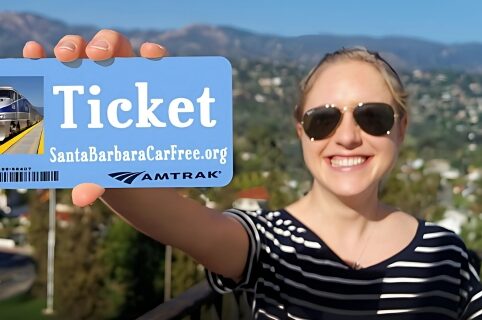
[300, 138, 328, 164]
[374, 138, 400, 170]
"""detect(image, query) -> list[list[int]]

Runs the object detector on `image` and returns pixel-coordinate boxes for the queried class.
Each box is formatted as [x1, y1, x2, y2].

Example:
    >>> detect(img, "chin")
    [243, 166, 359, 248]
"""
[331, 186, 372, 198]
[316, 180, 379, 199]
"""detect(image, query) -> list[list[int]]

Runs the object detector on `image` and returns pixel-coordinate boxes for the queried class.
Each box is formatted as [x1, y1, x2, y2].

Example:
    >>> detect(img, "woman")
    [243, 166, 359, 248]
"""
[24, 30, 482, 319]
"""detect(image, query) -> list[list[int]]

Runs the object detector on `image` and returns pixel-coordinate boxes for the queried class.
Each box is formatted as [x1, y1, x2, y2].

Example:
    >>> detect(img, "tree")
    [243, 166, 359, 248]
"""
[53, 192, 114, 320]
[26, 189, 49, 298]
[380, 148, 446, 221]
[102, 217, 165, 319]
[170, 248, 205, 298]
[27, 189, 167, 319]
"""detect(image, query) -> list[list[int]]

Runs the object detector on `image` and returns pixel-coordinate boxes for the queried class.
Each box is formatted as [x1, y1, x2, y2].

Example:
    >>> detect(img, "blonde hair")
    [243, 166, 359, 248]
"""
[294, 47, 409, 122]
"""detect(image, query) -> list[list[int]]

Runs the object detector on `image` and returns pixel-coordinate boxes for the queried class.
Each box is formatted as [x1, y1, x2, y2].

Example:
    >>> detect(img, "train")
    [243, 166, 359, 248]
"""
[0, 86, 42, 141]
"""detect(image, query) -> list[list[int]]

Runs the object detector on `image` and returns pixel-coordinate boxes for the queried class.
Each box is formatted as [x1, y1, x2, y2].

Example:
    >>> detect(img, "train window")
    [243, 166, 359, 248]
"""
[0, 90, 12, 98]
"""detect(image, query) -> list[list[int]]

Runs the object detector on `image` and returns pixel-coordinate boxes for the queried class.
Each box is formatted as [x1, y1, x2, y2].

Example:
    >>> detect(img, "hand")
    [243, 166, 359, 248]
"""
[23, 29, 168, 61]
[23, 29, 169, 207]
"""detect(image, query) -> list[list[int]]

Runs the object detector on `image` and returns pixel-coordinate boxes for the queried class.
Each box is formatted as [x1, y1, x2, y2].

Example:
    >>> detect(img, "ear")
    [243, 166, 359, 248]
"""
[296, 121, 304, 140]
[397, 114, 408, 144]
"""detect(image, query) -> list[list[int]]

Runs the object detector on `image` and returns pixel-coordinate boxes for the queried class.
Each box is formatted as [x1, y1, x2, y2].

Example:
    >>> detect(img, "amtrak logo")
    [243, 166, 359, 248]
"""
[109, 170, 221, 184]
[108, 171, 145, 184]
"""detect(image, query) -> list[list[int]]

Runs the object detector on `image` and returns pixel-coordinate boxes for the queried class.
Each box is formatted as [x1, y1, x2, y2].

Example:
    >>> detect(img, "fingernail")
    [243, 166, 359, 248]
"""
[89, 39, 109, 51]
[151, 43, 165, 49]
[150, 43, 168, 53]
[58, 41, 76, 52]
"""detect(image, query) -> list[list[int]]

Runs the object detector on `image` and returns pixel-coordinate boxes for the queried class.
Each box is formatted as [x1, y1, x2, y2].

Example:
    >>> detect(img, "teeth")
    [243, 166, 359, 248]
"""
[330, 157, 366, 167]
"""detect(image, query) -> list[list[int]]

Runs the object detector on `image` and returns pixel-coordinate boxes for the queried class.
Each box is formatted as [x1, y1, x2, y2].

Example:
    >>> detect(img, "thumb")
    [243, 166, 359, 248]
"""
[72, 183, 105, 207]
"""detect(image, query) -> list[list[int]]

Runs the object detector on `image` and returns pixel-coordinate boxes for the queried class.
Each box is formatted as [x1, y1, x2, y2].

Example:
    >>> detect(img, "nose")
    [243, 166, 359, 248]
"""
[332, 110, 362, 149]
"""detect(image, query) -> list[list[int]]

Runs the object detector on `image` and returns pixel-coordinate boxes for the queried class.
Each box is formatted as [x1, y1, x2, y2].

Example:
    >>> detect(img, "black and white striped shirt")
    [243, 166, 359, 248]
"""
[206, 208, 482, 319]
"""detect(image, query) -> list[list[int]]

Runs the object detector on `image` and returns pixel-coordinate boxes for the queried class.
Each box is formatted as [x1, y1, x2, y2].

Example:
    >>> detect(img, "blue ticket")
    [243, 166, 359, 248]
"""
[0, 57, 233, 188]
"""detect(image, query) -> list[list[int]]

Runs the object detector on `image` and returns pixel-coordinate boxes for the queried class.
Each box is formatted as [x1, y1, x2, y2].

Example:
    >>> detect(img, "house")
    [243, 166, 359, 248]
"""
[233, 186, 269, 211]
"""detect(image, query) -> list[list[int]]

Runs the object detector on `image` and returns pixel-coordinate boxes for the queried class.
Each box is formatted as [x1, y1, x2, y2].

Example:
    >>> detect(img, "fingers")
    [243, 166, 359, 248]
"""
[72, 183, 105, 207]
[25, 30, 168, 62]
[23, 41, 46, 59]
[54, 35, 88, 62]
[140, 42, 169, 59]
[85, 29, 134, 60]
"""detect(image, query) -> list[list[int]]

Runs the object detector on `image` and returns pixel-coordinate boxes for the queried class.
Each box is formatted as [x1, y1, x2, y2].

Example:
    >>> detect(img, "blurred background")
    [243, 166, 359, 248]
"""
[2, 1, 482, 319]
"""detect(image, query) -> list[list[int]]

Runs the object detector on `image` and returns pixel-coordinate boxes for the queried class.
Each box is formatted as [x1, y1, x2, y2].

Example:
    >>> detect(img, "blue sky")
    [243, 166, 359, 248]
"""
[2, 1, 482, 44]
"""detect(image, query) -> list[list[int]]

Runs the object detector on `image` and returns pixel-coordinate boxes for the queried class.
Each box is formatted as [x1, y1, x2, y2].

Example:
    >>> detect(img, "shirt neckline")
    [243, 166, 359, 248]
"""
[279, 208, 425, 272]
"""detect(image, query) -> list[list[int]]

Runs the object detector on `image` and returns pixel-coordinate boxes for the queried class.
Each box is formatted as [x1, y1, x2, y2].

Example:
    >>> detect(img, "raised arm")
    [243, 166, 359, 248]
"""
[24, 30, 248, 280]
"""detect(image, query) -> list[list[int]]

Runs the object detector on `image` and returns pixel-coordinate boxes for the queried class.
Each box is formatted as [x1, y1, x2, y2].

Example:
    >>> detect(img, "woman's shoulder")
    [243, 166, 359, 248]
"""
[377, 211, 474, 262]
[387, 210, 463, 245]
[224, 207, 312, 238]
[415, 218, 478, 266]
[419, 219, 467, 245]
[224, 207, 294, 225]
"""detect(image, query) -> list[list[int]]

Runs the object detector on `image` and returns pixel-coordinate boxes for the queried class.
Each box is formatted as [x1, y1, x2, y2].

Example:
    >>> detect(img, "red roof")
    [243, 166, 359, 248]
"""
[237, 186, 269, 200]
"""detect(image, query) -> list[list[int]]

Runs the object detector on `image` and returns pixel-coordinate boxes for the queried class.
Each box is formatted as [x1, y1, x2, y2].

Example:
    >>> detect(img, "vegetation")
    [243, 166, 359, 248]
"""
[0, 294, 53, 320]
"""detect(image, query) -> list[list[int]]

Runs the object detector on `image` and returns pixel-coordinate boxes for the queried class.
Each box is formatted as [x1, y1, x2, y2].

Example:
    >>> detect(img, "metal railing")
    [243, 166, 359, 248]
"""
[138, 281, 251, 320]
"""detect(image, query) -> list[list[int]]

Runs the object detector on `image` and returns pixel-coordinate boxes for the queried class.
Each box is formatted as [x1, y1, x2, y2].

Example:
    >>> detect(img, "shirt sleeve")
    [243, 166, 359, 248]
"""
[460, 250, 482, 319]
[205, 208, 263, 294]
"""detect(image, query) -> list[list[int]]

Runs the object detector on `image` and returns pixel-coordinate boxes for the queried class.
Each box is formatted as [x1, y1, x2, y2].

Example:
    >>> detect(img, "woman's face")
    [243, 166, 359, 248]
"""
[296, 60, 407, 198]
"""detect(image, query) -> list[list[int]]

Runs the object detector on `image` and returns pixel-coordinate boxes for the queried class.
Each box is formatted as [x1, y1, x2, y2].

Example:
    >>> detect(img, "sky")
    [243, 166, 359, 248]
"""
[2, 0, 482, 45]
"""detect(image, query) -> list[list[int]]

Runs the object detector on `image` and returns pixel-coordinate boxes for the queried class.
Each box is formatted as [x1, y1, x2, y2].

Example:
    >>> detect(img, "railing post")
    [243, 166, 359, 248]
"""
[164, 245, 172, 301]
[43, 188, 56, 315]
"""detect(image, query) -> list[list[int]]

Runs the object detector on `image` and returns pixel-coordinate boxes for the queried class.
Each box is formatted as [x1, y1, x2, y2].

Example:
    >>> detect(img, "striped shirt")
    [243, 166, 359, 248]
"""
[206, 208, 482, 319]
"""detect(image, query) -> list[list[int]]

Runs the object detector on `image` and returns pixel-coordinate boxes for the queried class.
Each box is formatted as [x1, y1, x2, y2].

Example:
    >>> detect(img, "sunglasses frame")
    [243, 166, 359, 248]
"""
[300, 102, 399, 141]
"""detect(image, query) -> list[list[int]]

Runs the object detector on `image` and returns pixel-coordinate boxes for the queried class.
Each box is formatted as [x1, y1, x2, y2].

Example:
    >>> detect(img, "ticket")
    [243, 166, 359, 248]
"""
[0, 57, 233, 188]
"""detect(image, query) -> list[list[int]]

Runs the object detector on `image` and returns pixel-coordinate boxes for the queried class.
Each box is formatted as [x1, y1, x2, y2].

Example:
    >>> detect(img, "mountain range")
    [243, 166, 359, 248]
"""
[2, 12, 482, 72]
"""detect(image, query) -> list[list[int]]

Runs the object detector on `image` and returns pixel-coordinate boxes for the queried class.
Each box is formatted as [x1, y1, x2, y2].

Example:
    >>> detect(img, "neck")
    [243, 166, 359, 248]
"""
[302, 182, 386, 236]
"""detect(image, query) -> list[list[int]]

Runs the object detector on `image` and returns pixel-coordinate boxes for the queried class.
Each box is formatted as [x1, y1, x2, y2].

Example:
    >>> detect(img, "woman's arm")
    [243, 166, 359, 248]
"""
[24, 30, 249, 280]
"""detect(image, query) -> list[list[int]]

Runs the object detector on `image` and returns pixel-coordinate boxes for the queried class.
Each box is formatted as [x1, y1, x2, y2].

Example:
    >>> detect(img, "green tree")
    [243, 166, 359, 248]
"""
[26, 189, 49, 298]
[380, 148, 446, 221]
[27, 189, 166, 319]
[53, 192, 114, 320]
[460, 178, 482, 258]
[170, 248, 205, 298]
[102, 217, 165, 320]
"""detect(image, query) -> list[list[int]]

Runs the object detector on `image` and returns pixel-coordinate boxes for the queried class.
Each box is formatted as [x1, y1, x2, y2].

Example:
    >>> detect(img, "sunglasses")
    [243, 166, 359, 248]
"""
[301, 102, 399, 141]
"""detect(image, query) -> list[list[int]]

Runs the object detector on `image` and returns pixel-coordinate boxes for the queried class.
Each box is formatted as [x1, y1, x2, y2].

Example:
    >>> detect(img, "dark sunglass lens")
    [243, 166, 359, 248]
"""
[302, 107, 341, 140]
[353, 103, 395, 136]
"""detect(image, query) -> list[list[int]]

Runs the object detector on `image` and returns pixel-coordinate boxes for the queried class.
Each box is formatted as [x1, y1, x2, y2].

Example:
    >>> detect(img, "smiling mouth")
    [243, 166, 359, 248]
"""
[330, 156, 367, 168]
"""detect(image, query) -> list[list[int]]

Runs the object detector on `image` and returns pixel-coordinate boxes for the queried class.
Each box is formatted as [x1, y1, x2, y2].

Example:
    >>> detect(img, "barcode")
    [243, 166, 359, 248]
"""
[0, 171, 59, 182]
